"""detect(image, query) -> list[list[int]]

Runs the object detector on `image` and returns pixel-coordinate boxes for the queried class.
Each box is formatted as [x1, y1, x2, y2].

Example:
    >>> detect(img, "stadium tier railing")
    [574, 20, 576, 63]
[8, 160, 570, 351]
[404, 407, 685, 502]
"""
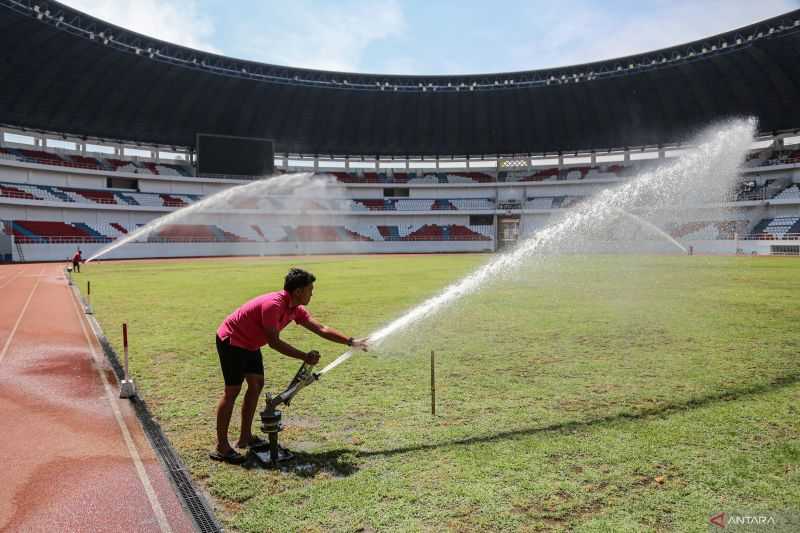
[737, 232, 800, 241]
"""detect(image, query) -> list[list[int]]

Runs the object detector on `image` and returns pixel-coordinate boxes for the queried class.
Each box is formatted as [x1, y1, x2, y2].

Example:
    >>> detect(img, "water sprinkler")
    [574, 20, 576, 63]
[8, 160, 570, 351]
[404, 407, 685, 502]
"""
[256, 355, 320, 467]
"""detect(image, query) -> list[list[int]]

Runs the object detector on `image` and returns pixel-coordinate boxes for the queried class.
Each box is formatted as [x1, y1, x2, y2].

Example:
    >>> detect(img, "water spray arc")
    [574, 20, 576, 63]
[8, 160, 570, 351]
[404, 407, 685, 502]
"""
[85, 172, 335, 263]
[320, 118, 755, 377]
[610, 207, 688, 254]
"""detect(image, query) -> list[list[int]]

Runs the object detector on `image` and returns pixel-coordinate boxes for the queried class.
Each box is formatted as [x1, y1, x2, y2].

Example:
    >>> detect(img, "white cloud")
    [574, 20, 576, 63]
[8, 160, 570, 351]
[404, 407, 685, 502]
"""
[508, 0, 799, 71]
[234, 0, 406, 72]
[59, 0, 220, 54]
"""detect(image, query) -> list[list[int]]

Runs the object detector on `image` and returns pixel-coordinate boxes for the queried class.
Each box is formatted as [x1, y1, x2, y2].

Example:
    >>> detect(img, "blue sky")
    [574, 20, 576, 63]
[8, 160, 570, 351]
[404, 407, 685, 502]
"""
[61, 0, 799, 75]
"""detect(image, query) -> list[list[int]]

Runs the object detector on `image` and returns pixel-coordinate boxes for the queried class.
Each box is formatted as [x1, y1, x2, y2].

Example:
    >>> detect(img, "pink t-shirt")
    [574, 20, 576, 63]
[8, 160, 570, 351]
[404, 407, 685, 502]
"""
[217, 290, 311, 351]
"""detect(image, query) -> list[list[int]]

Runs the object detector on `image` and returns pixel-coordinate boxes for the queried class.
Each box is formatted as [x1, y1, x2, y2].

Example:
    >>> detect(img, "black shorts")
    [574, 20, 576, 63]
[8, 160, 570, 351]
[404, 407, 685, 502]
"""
[216, 335, 264, 386]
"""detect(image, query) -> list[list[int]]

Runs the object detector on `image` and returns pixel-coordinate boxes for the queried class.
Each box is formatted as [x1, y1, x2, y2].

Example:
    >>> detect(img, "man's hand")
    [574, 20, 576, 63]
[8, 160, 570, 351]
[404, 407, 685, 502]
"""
[304, 350, 320, 365]
[351, 338, 369, 352]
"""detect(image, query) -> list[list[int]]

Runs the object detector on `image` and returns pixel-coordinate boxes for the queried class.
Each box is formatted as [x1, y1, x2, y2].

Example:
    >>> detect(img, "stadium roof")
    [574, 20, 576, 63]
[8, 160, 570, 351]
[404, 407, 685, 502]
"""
[2, 0, 800, 157]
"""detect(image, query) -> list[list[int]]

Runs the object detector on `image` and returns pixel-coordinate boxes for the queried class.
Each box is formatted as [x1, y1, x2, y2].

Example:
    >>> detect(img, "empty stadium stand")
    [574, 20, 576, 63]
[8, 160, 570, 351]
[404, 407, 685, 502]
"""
[0, 181, 202, 207]
[773, 184, 800, 201]
[2, 220, 495, 244]
[0, 147, 193, 176]
[328, 172, 496, 184]
[668, 220, 751, 240]
[5, 220, 112, 243]
[749, 217, 800, 239]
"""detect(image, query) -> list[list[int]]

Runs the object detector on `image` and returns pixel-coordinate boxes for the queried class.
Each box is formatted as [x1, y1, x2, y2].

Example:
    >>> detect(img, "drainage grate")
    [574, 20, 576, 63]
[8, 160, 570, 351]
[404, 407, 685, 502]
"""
[85, 311, 223, 533]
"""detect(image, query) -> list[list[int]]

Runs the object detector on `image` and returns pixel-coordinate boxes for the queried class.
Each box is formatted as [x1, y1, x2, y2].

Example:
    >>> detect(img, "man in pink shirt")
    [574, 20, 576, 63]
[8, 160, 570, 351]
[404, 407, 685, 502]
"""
[211, 268, 367, 464]
[71, 249, 83, 273]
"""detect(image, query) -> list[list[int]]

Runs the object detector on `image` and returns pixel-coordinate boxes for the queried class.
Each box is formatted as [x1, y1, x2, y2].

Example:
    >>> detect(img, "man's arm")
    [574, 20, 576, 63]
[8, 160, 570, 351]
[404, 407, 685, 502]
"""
[265, 327, 320, 364]
[300, 317, 368, 351]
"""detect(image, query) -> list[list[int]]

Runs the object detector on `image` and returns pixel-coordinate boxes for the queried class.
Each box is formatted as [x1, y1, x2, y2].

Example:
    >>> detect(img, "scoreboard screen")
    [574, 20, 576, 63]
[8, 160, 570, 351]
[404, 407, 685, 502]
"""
[196, 134, 274, 177]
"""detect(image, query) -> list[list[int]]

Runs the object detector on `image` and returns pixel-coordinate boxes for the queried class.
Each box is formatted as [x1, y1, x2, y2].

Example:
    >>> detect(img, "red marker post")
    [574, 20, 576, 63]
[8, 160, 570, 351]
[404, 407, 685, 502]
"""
[119, 323, 136, 398]
[84, 280, 93, 314]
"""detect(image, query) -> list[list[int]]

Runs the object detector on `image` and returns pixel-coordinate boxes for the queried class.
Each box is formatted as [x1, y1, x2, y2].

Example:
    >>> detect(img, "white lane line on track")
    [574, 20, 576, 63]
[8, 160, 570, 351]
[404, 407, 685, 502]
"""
[0, 267, 26, 290]
[67, 284, 173, 533]
[0, 266, 44, 366]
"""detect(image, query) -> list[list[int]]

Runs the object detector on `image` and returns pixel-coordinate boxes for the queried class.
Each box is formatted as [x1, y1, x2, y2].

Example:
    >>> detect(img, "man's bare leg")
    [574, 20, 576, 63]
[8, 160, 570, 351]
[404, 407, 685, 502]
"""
[237, 373, 264, 447]
[216, 385, 241, 453]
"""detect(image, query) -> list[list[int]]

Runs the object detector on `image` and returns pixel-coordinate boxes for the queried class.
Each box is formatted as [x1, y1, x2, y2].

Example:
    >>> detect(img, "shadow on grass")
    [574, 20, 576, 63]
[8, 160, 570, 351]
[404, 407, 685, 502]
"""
[242, 448, 360, 478]
[355, 372, 800, 459]
[236, 372, 800, 474]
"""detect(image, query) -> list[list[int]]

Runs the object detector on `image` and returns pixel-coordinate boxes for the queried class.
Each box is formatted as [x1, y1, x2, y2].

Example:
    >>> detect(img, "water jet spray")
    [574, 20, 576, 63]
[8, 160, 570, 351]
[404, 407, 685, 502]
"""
[318, 118, 755, 379]
[610, 207, 687, 253]
[84, 173, 340, 263]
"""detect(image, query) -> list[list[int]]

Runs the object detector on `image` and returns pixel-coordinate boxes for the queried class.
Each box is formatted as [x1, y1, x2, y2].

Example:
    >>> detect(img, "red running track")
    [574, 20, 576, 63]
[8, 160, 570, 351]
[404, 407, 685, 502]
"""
[0, 263, 196, 532]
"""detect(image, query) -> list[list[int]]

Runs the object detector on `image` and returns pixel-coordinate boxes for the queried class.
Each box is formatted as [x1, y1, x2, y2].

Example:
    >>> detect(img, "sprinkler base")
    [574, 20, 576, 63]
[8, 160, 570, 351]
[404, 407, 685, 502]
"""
[119, 379, 136, 399]
[252, 446, 294, 467]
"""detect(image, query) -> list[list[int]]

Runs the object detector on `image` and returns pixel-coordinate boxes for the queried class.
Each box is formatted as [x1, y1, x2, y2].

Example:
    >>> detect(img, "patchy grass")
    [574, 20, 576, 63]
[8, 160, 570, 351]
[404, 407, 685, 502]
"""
[79, 254, 800, 532]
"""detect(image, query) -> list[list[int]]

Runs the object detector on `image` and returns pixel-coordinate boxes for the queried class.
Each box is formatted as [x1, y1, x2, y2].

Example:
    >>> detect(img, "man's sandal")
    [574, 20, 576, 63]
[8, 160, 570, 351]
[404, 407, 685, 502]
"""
[209, 449, 247, 465]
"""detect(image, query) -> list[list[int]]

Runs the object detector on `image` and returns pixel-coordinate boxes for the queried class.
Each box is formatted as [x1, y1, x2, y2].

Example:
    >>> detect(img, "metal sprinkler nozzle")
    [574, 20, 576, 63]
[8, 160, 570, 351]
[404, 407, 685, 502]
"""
[256, 360, 321, 467]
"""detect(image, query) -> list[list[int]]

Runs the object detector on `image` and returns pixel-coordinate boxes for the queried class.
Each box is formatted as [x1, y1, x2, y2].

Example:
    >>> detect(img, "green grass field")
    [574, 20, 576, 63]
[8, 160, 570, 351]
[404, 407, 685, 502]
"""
[79, 254, 800, 532]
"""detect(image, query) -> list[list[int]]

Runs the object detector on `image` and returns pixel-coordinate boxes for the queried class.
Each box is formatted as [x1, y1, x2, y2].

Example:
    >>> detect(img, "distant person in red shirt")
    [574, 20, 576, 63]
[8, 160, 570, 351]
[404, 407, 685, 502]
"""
[211, 268, 367, 464]
[71, 249, 83, 273]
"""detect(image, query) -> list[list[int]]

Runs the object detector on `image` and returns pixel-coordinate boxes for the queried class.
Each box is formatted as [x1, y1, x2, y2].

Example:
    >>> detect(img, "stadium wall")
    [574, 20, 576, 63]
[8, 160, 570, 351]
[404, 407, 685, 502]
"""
[13, 241, 494, 262]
